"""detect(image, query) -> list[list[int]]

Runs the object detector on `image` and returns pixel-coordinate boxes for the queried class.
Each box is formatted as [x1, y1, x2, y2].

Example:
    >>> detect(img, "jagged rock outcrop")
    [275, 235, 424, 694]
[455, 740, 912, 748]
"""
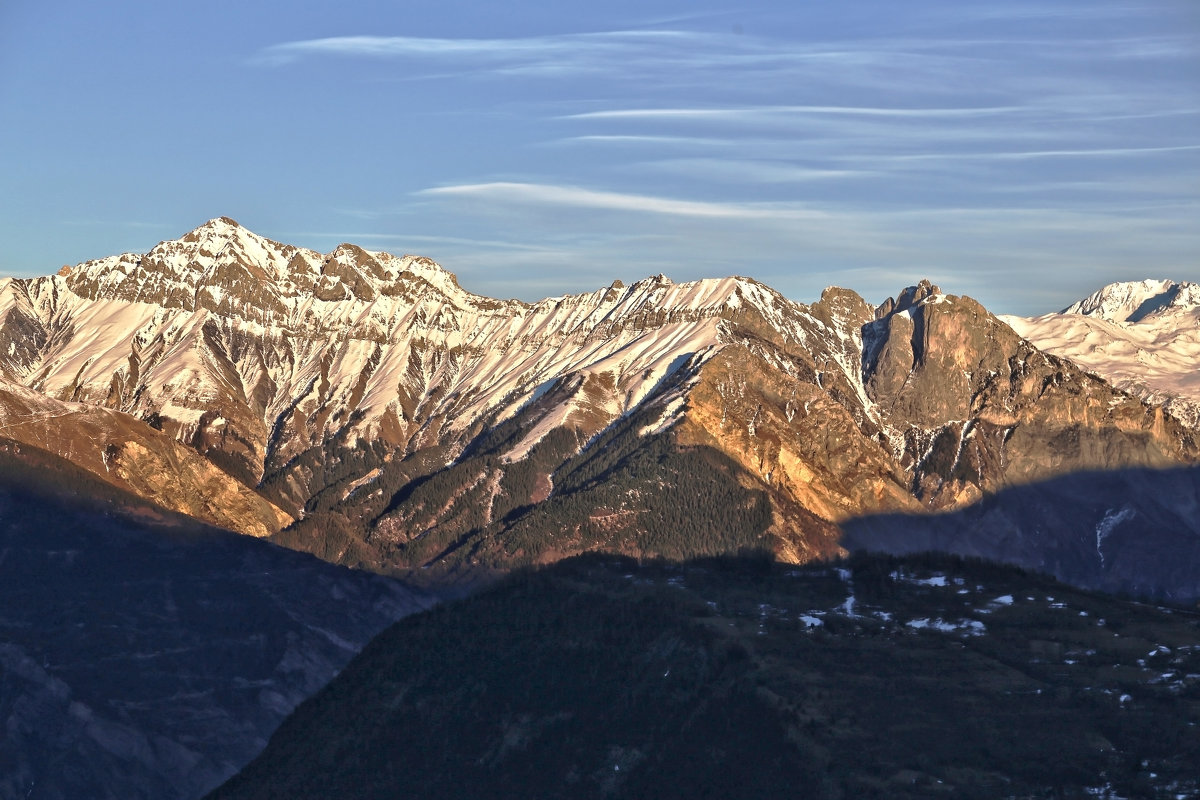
[863, 283, 1194, 508]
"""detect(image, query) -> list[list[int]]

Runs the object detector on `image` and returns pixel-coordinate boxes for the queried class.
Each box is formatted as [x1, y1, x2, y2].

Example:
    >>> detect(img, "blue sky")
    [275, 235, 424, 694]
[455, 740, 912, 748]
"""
[1, 0, 1197, 314]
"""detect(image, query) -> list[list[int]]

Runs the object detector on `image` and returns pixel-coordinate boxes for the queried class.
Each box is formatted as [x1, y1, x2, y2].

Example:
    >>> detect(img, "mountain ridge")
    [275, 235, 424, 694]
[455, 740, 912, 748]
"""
[2, 220, 1196, 589]
[0, 437, 435, 800]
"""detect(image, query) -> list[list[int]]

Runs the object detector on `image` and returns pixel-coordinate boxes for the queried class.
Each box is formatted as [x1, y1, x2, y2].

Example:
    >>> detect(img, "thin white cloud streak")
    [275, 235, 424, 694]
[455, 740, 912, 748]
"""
[279, 231, 562, 253]
[418, 182, 830, 220]
[565, 105, 1028, 121]
[552, 135, 735, 148]
[254, 30, 716, 67]
[250, 29, 1027, 96]
[850, 144, 1200, 164]
[877, 34, 1195, 60]
[983, 173, 1200, 196]
[639, 158, 875, 184]
[400, 197, 1198, 314]
[414, 182, 1200, 268]
[418, 182, 1200, 235]
[252, 27, 1193, 112]
[556, 128, 1194, 169]
[557, 104, 1194, 157]
[257, 27, 1190, 68]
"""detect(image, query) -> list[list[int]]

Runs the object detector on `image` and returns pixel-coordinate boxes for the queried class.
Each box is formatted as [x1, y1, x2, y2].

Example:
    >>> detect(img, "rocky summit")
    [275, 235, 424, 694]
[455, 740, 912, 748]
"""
[1, 219, 1197, 596]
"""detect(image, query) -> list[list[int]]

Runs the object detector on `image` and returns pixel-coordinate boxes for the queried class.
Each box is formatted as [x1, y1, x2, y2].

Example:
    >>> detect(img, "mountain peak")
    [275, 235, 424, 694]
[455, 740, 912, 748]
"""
[874, 279, 942, 318]
[1060, 278, 1199, 323]
[182, 216, 247, 240]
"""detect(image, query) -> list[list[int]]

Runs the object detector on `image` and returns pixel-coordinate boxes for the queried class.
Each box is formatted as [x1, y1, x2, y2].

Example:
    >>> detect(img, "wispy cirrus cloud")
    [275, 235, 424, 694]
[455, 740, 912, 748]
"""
[564, 105, 1029, 121]
[848, 144, 1200, 164]
[408, 176, 1199, 314]
[244, 2, 1198, 314]
[253, 30, 721, 71]
[638, 158, 875, 184]
[550, 134, 736, 149]
[418, 181, 830, 220]
[250, 28, 998, 94]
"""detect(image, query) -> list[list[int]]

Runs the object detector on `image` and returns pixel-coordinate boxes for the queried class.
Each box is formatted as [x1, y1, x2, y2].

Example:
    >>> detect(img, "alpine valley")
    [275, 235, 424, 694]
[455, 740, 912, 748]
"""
[4, 219, 1200, 799]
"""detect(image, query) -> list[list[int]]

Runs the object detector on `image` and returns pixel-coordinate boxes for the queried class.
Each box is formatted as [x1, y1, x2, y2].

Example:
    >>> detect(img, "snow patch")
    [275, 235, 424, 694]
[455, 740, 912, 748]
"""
[1095, 506, 1136, 567]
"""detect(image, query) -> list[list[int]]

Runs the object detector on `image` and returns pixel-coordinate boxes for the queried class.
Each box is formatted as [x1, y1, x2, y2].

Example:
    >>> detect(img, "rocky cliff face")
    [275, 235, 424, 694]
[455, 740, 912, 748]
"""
[2, 220, 1196, 580]
[863, 280, 1192, 509]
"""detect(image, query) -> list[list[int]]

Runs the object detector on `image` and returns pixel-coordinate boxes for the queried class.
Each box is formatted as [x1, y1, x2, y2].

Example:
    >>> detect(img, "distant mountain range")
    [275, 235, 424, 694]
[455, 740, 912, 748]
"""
[0, 218, 1196, 596]
[1002, 278, 1200, 430]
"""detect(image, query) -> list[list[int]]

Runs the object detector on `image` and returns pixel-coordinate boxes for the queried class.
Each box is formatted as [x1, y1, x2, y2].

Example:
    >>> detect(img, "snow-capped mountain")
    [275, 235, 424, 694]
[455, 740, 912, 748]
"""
[1060, 278, 1200, 322]
[2, 220, 1196, 590]
[1002, 279, 1200, 429]
[0, 217, 764, 490]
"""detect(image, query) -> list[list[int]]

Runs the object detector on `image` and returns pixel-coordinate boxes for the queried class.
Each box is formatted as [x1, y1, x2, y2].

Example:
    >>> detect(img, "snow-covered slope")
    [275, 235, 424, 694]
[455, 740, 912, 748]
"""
[1002, 279, 1200, 428]
[1060, 278, 1200, 322]
[0, 218, 852, 508]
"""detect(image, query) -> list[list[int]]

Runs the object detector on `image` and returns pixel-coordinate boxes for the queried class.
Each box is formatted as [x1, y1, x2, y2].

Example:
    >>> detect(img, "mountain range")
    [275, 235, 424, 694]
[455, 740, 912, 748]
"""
[4, 218, 1200, 799]
[1, 218, 1196, 596]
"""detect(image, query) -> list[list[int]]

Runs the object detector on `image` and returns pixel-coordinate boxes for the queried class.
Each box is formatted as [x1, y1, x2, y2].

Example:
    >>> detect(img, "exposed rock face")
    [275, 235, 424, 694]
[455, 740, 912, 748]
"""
[863, 284, 1193, 509]
[1, 219, 1196, 578]
[0, 379, 290, 537]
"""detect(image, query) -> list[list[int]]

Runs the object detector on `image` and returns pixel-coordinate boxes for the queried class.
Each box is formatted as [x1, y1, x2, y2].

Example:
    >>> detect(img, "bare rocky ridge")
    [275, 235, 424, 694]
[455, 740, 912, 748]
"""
[2, 219, 1196, 586]
[0, 378, 290, 537]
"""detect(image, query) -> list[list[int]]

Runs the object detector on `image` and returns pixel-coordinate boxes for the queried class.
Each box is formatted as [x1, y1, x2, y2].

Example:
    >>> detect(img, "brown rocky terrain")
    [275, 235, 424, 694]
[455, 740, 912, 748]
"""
[0, 379, 290, 537]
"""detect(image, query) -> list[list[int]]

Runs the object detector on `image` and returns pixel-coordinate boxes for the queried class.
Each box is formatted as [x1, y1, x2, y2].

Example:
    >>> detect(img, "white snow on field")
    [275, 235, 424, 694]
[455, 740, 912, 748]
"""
[891, 570, 950, 587]
[906, 618, 987, 636]
[638, 395, 688, 438]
